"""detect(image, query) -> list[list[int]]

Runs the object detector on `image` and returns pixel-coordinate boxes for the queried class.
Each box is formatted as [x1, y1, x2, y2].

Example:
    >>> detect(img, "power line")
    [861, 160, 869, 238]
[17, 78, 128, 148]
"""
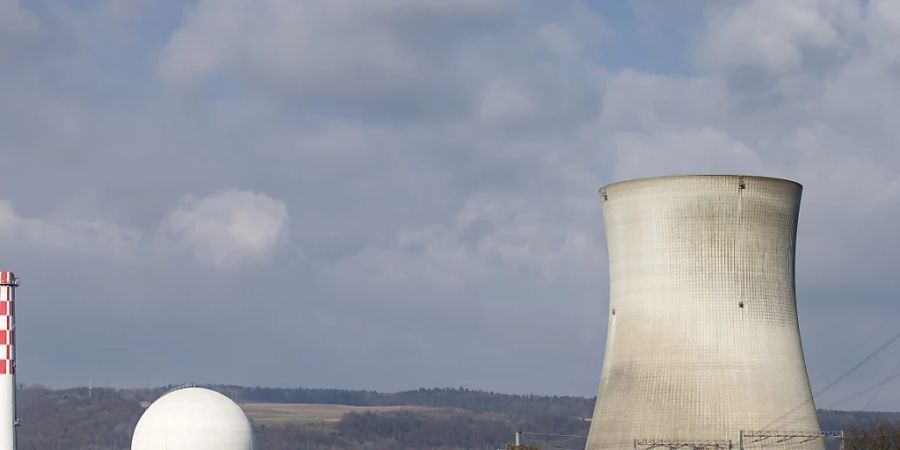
[824, 371, 900, 409]
[810, 308, 900, 389]
[763, 326, 900, 431]
[862, 357, 900, 410]
[812, 327, 900, 399]
[520, 430, 586, 450]
[522, 432, 586, 439]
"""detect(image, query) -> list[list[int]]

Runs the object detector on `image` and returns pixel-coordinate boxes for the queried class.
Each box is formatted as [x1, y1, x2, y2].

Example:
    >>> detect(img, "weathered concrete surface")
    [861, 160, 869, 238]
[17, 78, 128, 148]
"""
[586, 175, 822, 450]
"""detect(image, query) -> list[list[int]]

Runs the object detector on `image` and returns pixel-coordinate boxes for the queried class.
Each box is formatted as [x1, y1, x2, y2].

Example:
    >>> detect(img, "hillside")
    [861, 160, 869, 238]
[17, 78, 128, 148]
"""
[15, 386, 900, 450]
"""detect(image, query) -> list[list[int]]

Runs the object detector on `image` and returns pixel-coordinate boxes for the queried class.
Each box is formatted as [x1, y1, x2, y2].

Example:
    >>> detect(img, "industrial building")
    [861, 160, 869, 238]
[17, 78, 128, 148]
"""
[131, 387, 255, 450]
[586, 175, 822, 450]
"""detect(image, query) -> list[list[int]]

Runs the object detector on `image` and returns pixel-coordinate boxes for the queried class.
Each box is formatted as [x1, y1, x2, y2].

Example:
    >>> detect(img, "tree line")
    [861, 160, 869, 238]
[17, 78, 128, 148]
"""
[14, 385, 900, 450]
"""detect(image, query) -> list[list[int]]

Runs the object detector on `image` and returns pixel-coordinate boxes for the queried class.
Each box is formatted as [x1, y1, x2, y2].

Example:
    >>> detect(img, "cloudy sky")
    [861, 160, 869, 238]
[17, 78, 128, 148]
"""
[2, 0, 900, 411]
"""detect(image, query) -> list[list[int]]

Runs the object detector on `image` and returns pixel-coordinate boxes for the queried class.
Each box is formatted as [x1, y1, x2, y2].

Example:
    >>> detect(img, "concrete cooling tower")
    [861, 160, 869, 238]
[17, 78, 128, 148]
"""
[586, 175, 822, 450]
[132, 387, 255, 450]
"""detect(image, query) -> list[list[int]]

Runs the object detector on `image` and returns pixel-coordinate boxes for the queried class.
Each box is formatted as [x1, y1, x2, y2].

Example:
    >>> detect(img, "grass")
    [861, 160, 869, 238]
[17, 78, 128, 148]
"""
[241, 403, 434, 424]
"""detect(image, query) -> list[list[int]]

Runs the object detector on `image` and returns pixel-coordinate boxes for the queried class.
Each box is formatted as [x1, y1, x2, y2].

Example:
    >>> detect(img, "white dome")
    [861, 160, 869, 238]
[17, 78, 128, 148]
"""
[132, 387, 255, 450]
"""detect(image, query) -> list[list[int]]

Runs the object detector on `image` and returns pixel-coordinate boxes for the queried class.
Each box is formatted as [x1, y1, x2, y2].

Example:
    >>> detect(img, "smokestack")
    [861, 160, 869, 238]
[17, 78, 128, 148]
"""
[0, 272, 17, 450]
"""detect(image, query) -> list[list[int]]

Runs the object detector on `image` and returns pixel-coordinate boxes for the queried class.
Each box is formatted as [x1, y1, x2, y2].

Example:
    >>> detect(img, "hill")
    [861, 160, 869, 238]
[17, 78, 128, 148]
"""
[14, 385, 900, 450]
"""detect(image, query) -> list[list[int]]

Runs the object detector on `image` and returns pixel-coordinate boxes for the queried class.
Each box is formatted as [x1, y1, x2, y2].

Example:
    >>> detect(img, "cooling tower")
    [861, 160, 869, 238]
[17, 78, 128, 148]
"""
[586, 175, 822, 450]
[0, 272, 17, 450]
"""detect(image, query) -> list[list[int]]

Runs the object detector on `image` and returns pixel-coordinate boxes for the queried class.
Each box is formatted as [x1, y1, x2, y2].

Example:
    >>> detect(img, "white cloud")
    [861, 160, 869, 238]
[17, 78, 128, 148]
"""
[476, 79, 538, 122]
[161, 189, 289, 269]
[866, 0, 900, 69]
[613, 128, 765, 180]
[7, 0, 900, 399]
[0, 0, 47, 61]
[157, 0, 516, 93]
[330, 226, 482, 285]
[0, 200, 141, 256]
[700, 0, 861, 89]
[99, 0, 156, 27]
[458, 194, 604, 279]
[0, 0, 42, 38]
[599, 70, 727, 132]
[475, 222, 601, 280]
[331, 192, 604, 284]
[157, 0, 606, 122]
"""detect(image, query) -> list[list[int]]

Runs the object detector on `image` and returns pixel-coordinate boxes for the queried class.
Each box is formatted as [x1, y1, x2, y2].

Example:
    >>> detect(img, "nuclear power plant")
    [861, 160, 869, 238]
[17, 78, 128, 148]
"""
[586, 175, 822, 449]
[4, 176, 869, 450]
[0, 272, 18, 450]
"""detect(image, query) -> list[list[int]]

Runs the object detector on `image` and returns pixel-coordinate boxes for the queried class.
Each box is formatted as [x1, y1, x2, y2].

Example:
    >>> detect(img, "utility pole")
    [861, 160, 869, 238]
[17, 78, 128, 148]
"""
[505, 431, 539, 450]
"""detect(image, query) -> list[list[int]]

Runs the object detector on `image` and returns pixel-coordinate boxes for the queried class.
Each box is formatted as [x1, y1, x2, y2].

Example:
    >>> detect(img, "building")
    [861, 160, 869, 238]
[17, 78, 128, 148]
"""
[132, 387, 255, 450]
[586, 175, 822, 450]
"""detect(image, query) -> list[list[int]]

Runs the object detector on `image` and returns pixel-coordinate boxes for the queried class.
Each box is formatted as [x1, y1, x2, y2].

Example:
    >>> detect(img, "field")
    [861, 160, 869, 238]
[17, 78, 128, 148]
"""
[240, 402, 435, 424]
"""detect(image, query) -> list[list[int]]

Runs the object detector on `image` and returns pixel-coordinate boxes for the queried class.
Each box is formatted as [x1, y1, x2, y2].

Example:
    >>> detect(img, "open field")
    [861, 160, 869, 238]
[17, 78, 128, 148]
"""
[241, 402, 436, 424]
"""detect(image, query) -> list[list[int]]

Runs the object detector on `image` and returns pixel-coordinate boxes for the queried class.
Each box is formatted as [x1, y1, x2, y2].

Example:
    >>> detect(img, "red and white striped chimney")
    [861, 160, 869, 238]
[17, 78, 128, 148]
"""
[0, 272, 17, 450]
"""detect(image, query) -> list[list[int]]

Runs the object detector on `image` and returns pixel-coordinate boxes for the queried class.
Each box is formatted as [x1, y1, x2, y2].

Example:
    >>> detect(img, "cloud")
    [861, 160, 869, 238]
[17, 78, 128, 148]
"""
[3, 0, 900, 405]
[476, 222, 600, 279]
[0, 200, 141, 256]
[161, 190, 289, 269]
[865, 0, 900, 69]
[460, 193, 604, 280]
[157, 0, 519, 87]
[156, 0, 516, 112]
[157, 0, 606, 121]
[0, 0, 42, 42]
[700, 0, 861, 90]
[329, 227, 481, 286]
[613, 128, 765, 180]
[330, 191, 604, 285]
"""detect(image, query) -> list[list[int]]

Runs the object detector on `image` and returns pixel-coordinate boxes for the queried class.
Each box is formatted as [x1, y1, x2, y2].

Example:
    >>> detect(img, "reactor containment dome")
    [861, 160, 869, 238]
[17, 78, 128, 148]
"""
[586, 175, 822, 450]
[131, 387, 255, 450]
